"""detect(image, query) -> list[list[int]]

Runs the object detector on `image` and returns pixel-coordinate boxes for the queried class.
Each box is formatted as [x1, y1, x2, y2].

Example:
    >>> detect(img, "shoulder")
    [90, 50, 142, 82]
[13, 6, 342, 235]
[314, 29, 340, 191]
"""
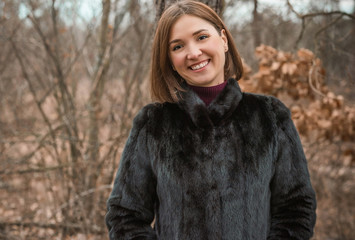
[133, 103, 161, 126]
[133, 102, 179, 128]
[131, 102, 181, 141]
[241, 92, 291, 124]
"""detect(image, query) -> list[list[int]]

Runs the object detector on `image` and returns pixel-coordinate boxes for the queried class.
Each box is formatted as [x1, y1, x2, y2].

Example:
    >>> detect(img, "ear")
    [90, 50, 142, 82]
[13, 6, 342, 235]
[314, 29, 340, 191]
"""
[221, 29, 228, 52]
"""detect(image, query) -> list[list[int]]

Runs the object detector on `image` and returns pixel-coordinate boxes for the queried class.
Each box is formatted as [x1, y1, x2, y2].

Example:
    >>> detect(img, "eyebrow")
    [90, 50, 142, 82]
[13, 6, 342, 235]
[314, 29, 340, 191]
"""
[169, 29, 209, 46]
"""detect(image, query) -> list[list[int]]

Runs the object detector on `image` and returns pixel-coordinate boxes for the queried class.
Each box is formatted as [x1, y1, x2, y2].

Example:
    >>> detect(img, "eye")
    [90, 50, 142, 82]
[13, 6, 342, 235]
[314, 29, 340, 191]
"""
[198, 35, 209, 41]
[172, 44, 183, 51]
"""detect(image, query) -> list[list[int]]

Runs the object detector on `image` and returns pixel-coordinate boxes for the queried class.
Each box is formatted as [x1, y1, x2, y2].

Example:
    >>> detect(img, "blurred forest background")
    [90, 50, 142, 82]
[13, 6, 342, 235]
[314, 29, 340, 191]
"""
[0, 0, 354, 239]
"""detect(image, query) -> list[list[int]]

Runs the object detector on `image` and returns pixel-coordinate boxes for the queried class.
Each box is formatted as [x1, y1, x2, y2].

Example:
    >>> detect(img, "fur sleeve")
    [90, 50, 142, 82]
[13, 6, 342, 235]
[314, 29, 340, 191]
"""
[105, 107, 157, 240]
[268, 98, 317, 240]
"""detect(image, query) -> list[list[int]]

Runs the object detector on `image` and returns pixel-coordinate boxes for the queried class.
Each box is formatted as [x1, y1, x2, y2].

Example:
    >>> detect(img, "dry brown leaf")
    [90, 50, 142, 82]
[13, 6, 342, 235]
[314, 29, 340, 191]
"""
[271, 62, 281, 71]
[282, 62, 297, 75]
[297, 48, 314, 62]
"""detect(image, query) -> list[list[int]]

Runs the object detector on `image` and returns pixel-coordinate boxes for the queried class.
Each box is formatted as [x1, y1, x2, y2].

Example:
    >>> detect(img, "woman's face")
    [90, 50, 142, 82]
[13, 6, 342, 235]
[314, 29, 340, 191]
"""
[169, 15, 228, 87]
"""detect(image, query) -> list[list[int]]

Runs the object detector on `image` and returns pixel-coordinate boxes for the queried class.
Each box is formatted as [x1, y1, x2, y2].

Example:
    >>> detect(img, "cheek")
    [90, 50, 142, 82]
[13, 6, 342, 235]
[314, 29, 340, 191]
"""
[171, 54, 185, 68]
[206, 40, 225, 58]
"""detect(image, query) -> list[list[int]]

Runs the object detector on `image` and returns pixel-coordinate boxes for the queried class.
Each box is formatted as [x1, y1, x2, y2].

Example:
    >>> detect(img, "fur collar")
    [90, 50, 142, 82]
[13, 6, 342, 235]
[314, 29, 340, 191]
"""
[178, 78, 243, 128]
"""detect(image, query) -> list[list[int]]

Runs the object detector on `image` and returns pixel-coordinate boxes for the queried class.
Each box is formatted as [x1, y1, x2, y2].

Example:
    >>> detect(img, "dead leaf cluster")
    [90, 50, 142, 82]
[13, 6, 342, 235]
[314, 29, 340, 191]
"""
[240, 44, 355, 144]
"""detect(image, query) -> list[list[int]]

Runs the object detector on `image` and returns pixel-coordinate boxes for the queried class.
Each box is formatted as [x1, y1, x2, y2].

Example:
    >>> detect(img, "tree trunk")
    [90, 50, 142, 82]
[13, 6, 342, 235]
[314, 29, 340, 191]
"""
[155, 0, 225, 19]
[252, 0, 261, 49]
[86, 0, 111, 218]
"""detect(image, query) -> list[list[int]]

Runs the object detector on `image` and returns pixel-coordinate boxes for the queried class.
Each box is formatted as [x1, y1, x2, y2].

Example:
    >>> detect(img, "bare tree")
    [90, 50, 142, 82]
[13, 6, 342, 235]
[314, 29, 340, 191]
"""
[155, 0, 225, 19]
[85, 0, 111, 219]
[287, 0, 355, 49]
[286, 0, 355, 98]
[1, 0, 154, 238]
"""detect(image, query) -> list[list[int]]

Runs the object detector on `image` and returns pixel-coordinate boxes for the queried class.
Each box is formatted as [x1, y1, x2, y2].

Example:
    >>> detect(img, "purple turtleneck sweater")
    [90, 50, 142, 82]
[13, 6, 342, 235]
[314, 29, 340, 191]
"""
[188, 81, 228, 106]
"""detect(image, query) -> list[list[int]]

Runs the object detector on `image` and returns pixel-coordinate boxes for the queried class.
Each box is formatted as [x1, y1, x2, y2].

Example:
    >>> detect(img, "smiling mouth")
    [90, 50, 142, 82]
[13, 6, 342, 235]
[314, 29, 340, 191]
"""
[190, 60, 209, 70]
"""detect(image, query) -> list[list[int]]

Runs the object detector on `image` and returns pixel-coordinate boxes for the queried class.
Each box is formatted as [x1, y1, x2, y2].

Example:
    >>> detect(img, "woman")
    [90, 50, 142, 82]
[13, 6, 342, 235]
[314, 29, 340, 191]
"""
[105, 1, 317, 239]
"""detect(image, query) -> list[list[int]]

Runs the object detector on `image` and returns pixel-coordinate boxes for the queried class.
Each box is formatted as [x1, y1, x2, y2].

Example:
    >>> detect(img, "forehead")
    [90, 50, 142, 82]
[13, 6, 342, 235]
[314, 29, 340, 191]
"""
[169, 15, 216, 40]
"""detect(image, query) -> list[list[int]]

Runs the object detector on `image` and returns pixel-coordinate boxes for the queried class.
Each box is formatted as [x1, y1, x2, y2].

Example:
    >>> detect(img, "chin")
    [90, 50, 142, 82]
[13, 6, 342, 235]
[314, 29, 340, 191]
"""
[188, 79, 214, 87]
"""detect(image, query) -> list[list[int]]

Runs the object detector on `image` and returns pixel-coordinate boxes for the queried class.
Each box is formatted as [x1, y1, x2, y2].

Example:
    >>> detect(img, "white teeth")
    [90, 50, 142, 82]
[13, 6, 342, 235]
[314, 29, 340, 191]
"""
[191, 60, 208, 70]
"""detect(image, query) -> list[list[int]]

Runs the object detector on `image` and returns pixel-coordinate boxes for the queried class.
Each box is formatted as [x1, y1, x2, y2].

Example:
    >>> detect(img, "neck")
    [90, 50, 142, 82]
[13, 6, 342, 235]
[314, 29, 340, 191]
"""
[188, 81, 228, 106]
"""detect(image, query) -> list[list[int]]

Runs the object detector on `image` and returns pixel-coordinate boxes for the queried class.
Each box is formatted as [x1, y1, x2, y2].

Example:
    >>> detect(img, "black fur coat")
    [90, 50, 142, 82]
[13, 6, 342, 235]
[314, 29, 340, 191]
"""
[105, 79, 317, 239]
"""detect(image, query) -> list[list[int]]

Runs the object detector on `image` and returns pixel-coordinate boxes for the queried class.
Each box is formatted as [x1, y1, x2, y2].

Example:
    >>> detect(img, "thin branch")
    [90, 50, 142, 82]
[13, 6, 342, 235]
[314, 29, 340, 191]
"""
[9, 38, 60, 157]
[27, 11, 80, 143]
[315, 14, 344, 40]
[0, 164, 72, 175]
[294, 18, 306, 50]
[55, 185, 112, 213]
[308, 60, 326, 98]
[302, 11, 354, 20]
[63, 23, 95, 79]
[313, 14, 344, 56]
[287, 0, 355, 49]
[0, 123, 65, 170]
[0, 221, 105, 235]
[287, 0, 355, 20]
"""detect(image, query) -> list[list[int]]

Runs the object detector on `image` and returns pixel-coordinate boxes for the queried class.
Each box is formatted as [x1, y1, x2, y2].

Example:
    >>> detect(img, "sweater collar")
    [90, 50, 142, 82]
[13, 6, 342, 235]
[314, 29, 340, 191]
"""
[187, 81, 228, 106]
[178, 78, 243, 128]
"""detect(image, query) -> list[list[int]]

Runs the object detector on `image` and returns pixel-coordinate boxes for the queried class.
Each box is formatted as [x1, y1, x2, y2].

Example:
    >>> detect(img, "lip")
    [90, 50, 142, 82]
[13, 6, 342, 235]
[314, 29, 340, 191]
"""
[189, 59, 210, 71]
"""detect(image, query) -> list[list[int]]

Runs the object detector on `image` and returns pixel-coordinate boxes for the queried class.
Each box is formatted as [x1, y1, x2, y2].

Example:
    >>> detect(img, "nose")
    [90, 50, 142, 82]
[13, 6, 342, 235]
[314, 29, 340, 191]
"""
[186, 44, 202, 59]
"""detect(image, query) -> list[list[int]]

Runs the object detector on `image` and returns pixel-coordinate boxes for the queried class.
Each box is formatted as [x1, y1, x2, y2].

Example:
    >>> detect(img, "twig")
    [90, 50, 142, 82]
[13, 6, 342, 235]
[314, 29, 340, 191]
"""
[55, 185, 112, 213]
[308, 60, 326, 98]
[0, 164, 72, 175]
[9, 38, 60, 158]
[308, 60, 339, 100]
[287, 0, 355, 49]
[0, 221, 105, 234]
[287, 0, 355, 20]
[294, 18, 306, 50]
[314, 14, 344, 53]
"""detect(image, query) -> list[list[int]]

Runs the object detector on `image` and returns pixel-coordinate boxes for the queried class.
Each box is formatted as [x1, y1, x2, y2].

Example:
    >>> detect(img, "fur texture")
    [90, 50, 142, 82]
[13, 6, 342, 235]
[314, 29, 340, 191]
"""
[105, 79, 316, 240]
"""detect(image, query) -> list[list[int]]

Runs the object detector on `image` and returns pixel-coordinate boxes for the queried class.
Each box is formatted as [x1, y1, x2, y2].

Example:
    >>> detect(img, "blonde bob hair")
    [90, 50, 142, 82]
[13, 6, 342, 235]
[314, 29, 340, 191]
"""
[150, 0, 244, 103]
